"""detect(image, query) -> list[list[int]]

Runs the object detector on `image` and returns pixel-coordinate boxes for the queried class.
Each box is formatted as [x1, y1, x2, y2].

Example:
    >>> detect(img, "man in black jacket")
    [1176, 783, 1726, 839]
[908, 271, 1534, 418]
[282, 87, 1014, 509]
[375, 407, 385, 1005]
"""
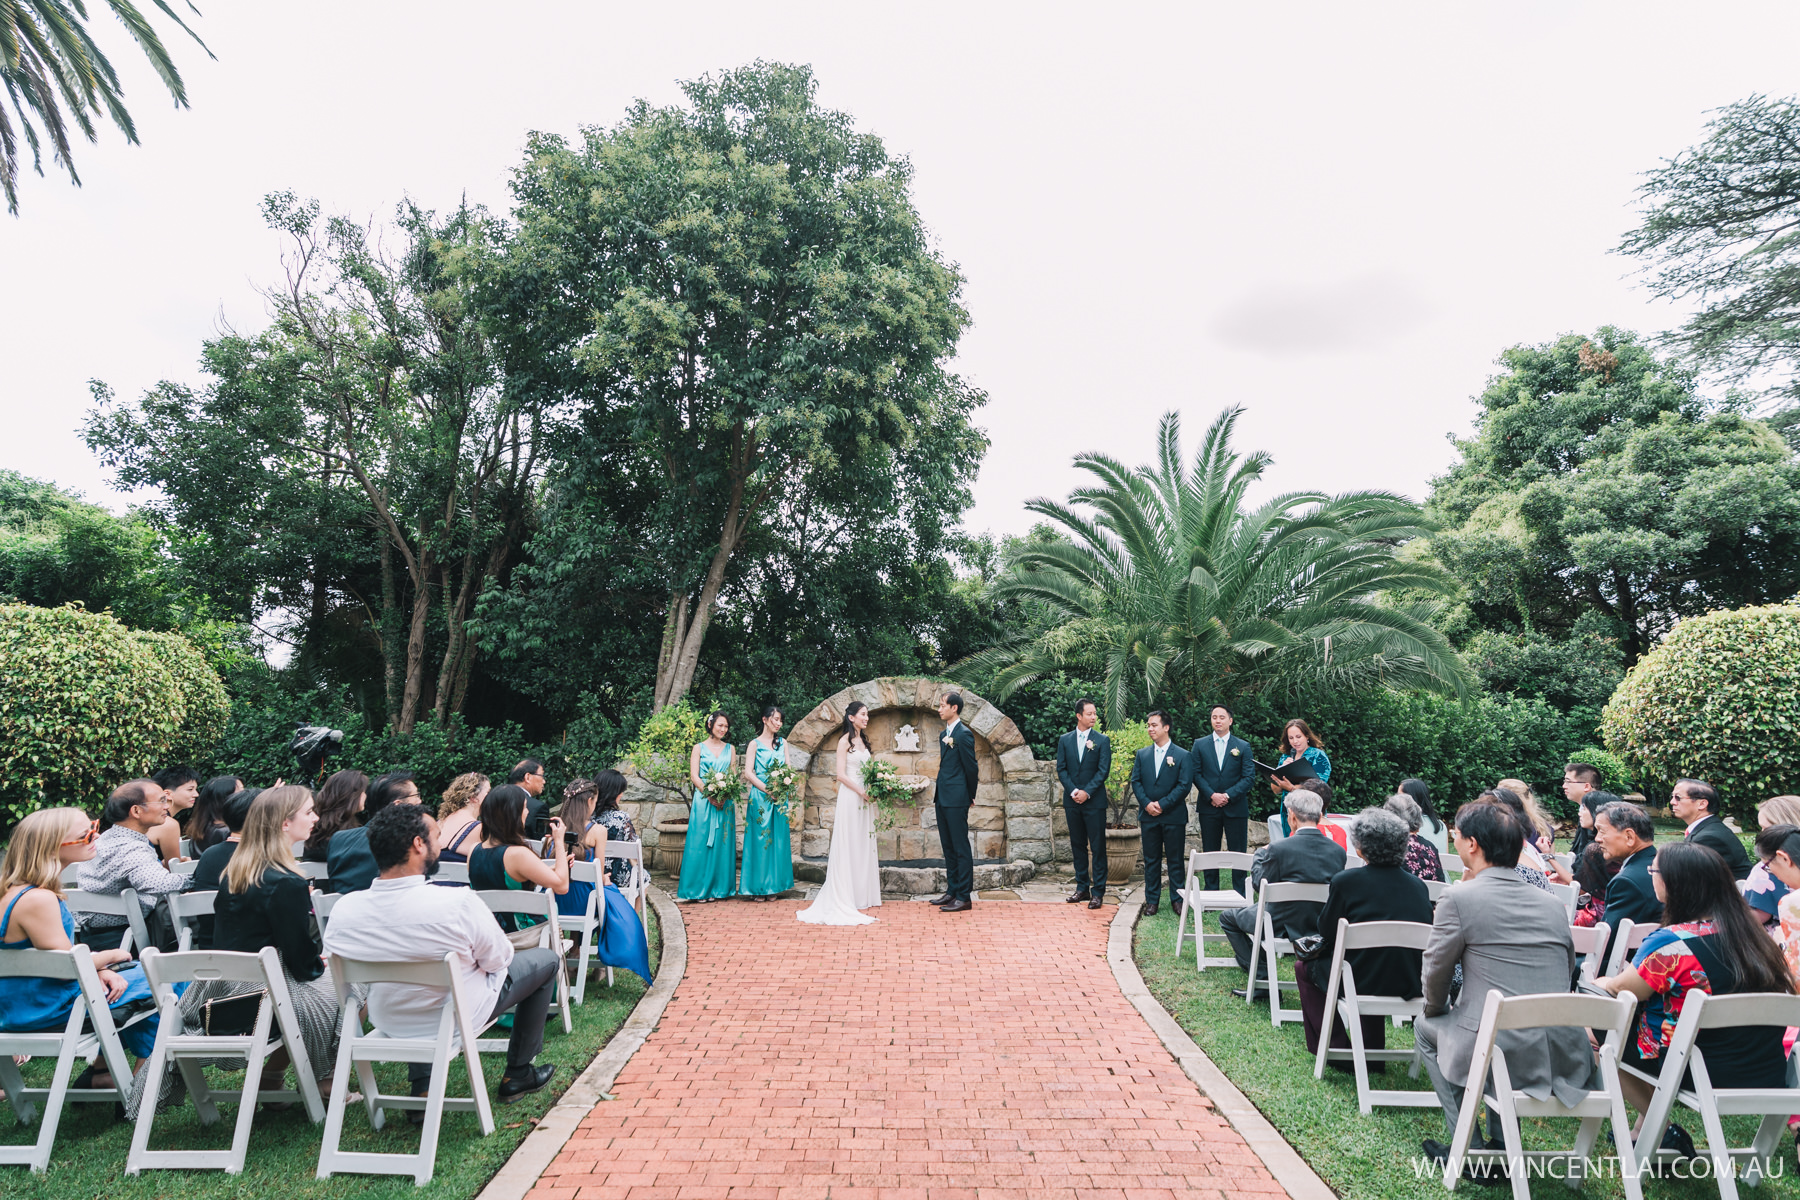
[1129, 711, 1191, 917]
[1595, 801, 1660, 967]
[932, 692, 981, 912]
[1055, 698, 1112, 909]
[1219, 789, 1344, 998]
[1670, 778, 1751, 880]
[1188, 704, 1257, 893]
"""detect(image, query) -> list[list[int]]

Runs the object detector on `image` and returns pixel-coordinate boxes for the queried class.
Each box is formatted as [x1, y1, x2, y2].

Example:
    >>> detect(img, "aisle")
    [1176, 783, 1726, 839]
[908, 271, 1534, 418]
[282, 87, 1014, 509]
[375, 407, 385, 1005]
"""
[528, 899, 1285, 1199]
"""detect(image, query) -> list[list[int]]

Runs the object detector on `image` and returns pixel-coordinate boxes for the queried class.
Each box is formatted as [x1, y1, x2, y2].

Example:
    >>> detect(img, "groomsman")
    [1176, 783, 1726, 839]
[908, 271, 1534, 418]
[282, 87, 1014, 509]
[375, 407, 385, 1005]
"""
[932, 692, 980, 912]
[1189, 704, 1256, 894]
[1055, 698, 1112, 909]
[1130, 710, 1191, 916]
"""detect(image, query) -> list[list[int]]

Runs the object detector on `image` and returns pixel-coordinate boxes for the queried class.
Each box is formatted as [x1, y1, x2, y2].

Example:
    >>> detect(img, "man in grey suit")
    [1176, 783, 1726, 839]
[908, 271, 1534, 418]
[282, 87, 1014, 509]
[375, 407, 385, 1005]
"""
[1416, 802, 1596, 1169]
[1129, 710, 1191, 917]
[931, 691, 981, 913]
[1055, 697, 1112, 909]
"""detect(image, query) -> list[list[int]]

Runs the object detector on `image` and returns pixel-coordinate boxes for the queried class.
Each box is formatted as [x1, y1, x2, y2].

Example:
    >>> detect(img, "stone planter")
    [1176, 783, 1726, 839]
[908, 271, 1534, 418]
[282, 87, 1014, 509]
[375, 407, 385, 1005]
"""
[655, 821, 689, 876]
[1104, 827, 1139, 885]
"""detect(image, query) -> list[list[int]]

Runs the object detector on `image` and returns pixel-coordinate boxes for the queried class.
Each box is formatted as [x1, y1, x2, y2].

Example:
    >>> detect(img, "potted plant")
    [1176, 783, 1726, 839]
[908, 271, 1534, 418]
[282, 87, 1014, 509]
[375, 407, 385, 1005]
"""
[625, 700, 707, 873]
[1102, 722, 1154, 885]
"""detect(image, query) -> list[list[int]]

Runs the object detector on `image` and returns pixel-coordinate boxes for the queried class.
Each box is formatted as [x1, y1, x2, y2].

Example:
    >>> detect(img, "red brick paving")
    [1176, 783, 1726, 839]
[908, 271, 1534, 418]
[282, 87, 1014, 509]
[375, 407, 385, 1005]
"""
[527, 899, 1286, 1200]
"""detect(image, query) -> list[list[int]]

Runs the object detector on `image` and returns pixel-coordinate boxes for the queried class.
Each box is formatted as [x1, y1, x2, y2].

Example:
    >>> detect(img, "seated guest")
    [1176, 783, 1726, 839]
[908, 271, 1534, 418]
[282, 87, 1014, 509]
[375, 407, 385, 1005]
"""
[325, 770, 422, 894]
[1416, 803, 1594, 1170]
[1670, 778, 1751, 881]
[1477, 788, 1555, 891]
[1398, 778, 1448, 851]
[322, 803, 561, 1111]
[1749, 819, 1800, 930]
[510, 759, 549, 838]
[1384, 793, 1445, 882]
[1759, 829, 1800, 978]
[302, 770, 367, 864]
[149, 766, 200, 864]
[77, 779, 189, 951]
[1305, 781, 1350, 851]
[438, 771, 490, 865]
[471, 784, 570, 949]
[1563, 763, 1604, 859]
[1595, 840, 1795, 1158]
[1219, 789, 1344, 1000]
[589, 769, 642, 889]
[0, 808, 159, 1090]
[183, 774, 242, 856]
[554, 773, 653, 985]
[131, 786, 345, 1115]
[1571, 841, 1622, 929]
[1595, 800, 1662, 968]
[188, 787, 261, 949]
[556, 777, 610, 914]
[1296, 808, 1432, 1066]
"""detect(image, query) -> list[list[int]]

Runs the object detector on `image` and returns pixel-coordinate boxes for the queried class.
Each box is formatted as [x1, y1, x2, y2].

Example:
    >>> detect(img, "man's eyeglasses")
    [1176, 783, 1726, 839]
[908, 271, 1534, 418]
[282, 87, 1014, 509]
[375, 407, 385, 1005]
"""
[61, 820, 99, 847]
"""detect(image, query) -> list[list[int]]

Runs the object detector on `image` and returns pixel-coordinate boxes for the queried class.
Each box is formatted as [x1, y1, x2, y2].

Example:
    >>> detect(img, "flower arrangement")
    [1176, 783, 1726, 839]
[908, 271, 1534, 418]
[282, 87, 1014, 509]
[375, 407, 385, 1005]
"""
[759, 759, 800, 817]
[861, 757, 918, 831]
[698, 764, 746, 810]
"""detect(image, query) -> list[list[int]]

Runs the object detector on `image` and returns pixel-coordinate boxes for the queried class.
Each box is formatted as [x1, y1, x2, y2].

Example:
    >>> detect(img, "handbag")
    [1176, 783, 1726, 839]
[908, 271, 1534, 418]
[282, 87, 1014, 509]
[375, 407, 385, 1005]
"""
[200, 989, 267, 1036]
[1291, 933, 1326, 961]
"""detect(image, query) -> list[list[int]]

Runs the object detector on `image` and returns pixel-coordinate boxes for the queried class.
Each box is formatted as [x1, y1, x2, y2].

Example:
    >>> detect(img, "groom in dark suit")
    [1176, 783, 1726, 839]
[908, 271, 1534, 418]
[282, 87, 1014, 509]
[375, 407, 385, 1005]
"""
[1130, 710, 1191, 916]
[1055, 697, 1112, 909]
[1189, 704, 1257, 893]
[932, 691, 981, 912]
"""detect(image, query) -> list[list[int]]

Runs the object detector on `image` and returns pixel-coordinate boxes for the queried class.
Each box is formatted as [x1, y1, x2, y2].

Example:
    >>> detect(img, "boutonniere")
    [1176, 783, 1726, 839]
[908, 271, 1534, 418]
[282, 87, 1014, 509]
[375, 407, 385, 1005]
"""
[1230, 747, 1240, 757]
[1164, 754, 1176, 769]
[942, 732, 954, 747]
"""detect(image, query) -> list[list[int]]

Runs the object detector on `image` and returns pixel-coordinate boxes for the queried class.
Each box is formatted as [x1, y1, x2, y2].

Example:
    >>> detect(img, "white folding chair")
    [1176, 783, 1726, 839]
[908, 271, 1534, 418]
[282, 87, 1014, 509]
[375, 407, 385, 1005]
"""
[1443, 988, 1642, 1200]
[475, 890, 572, 1037]
[1626, 990, 1800, 1196]
[297, 861, 332, 882]
[127, 946, 326, 1174]
[1425, 879, 1453, 904]
[1173, 850, 1254, 970]
[1439, 851, 1465, 880]
[317, 952, 495, 1185]
[433, 861, 470, 885]
[58, 864, 82, 888]
[1244, 881, 1330, 1027]
[562, 860, 611, 1003]
[1343, 853, 1366, 870]
[1266, 816, 1286, 845]
[310, 889, 340, 938]
[608, 840, 649, 924]
[1569, 921, 1613, 985]
[0, 946, 146, 1171]
[1605, 918, 1663, 977]
[1311, 919, 1438, 1112]
[63, 887, 151, 957]
[1545, 880, 1579, 922]
[166, 889, 217, 952]
[171, 859, 202, 878]
[179, 838, 194, 860]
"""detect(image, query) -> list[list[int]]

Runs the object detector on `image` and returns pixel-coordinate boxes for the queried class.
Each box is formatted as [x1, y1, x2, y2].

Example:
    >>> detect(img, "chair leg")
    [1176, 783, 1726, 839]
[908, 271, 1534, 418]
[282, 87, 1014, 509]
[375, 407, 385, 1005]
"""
[1344, 1002, 1373, 1114]
[1173, 897, 1191, 956]
[0, 1052, 37, 1125]
[413, 1047, 450, 1186]
[1695, 1095, 1740, 1200]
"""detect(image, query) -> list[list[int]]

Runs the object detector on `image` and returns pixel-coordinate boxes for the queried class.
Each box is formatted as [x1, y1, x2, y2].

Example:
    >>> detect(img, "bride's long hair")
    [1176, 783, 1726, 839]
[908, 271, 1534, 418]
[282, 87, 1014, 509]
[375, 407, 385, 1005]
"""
[838, 701, 870, 754]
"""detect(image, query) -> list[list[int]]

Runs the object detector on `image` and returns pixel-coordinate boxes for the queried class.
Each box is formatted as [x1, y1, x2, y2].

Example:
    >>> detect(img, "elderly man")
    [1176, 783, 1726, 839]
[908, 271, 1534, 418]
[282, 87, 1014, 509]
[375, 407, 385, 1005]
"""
[1417, 802, 1596, 1173]
[1595, 800, 1661, 967]
[77, 778, 191, 950]
[1670, 778, 1750, 880]
[1217, 788, 1344, 1000]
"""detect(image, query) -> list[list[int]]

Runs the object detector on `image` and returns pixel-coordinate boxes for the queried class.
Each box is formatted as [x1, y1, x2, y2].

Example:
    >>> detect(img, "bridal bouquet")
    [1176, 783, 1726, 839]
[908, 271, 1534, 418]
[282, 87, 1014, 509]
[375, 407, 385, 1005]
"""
[698, 765, 746, 810]
[759, 760, 800, 817]
[861, 758, 917, 831]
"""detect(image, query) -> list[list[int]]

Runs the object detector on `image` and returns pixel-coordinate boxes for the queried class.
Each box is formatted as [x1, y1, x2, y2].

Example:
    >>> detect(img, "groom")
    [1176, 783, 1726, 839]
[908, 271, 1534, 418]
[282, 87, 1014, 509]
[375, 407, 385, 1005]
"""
[932, 691, 980, 913]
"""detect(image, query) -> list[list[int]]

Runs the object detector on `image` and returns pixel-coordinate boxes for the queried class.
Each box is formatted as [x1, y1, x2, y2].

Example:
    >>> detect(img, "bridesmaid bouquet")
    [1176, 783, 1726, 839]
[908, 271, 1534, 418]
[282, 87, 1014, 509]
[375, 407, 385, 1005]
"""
[698, 765, 746, 810]
[861, 758, 917, 831]
[759, 760, 800, 817]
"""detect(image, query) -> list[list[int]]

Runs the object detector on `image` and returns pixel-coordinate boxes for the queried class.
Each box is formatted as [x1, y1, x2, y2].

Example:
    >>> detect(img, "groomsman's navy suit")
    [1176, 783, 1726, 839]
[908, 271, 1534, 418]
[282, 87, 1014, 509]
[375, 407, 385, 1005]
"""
[1130, 740, 1192, 908]
[1055, 728, 1112, 898]
[1189, 730, 1257, 892]
[934, 719, 981, 903]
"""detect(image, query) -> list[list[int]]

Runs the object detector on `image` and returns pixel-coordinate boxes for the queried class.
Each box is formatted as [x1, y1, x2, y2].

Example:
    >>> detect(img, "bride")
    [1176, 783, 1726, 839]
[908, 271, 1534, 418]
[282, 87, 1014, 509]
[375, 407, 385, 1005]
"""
[796, 700, 881, 925]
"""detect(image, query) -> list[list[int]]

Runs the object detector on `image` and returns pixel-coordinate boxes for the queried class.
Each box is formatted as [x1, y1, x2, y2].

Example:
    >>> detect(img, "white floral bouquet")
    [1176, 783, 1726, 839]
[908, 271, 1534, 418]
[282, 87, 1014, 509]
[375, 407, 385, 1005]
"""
[698, 765, 746, 810]
[759, 760, 800, 817]
[862, 757, 917, 831]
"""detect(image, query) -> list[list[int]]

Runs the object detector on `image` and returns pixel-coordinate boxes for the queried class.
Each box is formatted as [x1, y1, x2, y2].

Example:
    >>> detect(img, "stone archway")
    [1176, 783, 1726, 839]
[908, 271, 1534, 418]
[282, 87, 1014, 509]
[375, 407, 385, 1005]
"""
[785, 678, 1057, 874]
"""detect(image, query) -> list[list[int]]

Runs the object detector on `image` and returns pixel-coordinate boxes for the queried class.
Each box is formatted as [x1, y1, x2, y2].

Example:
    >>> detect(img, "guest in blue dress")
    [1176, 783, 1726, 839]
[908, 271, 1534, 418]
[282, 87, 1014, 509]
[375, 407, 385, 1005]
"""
[555, 771, 652, 983]
[739, 706, 795, 900]
[1272, 719, 1332, 838]
[677, 712, 738, 901]
[0, 809, 159, 1086]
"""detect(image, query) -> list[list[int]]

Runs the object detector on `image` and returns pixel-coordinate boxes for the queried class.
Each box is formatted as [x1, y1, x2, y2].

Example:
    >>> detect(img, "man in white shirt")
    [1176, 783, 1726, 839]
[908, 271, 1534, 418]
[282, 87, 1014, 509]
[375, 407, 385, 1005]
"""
[322, 803, 561, 1108]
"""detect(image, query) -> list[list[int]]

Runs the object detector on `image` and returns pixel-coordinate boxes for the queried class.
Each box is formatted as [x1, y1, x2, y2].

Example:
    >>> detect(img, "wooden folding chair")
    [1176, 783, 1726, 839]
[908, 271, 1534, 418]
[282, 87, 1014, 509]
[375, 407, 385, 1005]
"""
[127, 946, 326, 1174]
[63, 887, 152, 956]
[1606, 919, 1663, 977]
[1569, 921, 1612, 985]
[1627, 990, 1800, 1197]
[165, 889, 217, 952]
[475, 890, 572, 1037]
[0, 946, 147, 1172]
[1173, 850, 1254, 970]
[1310, 918, 1437, 1112]
[1443, 987, 1642, 1200]
[1244, 881, 1330, 1027]
[316, 952, 495, 1185]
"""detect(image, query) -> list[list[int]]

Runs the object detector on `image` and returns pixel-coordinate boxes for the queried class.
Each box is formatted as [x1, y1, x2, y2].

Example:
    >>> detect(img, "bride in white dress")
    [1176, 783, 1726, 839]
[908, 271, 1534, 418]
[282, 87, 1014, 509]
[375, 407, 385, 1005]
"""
[797, 700, 881, 925]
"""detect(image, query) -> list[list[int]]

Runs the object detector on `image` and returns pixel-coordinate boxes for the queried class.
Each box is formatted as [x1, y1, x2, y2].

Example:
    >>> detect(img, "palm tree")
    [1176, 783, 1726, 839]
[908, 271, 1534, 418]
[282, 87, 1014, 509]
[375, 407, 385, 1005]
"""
[961, 406, 1472, 727]
[1, 0, 210, 215]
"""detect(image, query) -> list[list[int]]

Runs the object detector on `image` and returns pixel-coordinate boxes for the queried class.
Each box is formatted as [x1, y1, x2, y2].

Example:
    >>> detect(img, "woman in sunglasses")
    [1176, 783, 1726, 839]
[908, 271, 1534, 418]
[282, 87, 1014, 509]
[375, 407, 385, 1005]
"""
[0, 808, 160, 1089]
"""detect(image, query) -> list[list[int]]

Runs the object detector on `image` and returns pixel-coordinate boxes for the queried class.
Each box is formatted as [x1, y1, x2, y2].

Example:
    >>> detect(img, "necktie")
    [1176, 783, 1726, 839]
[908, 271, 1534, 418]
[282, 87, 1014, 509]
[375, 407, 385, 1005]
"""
[1154, 749, 1162, 779]
[1075, 735, 1085, 762]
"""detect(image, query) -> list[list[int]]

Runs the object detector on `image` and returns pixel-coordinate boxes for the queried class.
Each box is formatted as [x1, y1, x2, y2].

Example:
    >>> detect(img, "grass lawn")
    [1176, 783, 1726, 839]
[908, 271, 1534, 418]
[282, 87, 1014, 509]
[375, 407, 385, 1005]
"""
[0, 907, 660, 1200]
[1133, 904, 1800, 1199]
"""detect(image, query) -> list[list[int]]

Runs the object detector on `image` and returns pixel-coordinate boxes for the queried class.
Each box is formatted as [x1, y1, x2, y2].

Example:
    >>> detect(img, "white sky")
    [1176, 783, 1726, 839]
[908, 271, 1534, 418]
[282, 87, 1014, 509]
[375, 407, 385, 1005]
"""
[3, 0, 1794, 538]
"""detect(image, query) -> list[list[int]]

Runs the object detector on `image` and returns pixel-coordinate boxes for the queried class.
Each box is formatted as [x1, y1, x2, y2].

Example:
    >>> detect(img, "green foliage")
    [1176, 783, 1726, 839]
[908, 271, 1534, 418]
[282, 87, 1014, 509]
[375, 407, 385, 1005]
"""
[0, 604, 182, 823]
[1568, 745, 1634, 797]
[625, 700, 707, 801]
[1602, 601, 1800, 814]
[1462, 617, 1624, 712]
[963, 406, 1470, 727]
[1102, 722, 1153, 826]
[130, 629, 230, 763]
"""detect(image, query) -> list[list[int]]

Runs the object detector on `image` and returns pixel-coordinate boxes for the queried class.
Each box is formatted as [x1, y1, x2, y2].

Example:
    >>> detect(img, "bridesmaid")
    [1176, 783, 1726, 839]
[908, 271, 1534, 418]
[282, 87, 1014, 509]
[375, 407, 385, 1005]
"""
[677, 711, 738, 902]
[739, 705, 795, 901]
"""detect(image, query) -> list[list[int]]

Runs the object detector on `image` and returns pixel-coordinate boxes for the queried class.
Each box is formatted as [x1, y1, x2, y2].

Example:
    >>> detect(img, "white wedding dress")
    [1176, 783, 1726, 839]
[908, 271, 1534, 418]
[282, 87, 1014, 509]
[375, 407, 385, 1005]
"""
[797, 744, 881, 925]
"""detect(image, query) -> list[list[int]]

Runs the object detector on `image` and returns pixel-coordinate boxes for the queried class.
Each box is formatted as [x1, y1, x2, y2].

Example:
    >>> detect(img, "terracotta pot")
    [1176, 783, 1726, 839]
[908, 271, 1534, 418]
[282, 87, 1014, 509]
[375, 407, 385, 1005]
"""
[1104, 826, 1140, 886]
[655, 821, 689, 875]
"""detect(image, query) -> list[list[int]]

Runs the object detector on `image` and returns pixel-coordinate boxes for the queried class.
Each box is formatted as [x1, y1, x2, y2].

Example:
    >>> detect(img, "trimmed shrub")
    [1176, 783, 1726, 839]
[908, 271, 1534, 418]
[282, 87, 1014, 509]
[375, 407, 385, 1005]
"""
[625, 701, 707, 802]
[0, 603, 182, 823]
[132, 628, 231, 763]
[1102, 722, 1154, 827]
[1603, 601, 1800, 815]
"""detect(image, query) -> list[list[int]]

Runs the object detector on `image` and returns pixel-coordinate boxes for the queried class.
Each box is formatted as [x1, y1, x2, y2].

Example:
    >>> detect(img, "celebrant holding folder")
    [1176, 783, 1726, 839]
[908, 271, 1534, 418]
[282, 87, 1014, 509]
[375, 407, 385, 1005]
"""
[1267, 719, 1331, 838]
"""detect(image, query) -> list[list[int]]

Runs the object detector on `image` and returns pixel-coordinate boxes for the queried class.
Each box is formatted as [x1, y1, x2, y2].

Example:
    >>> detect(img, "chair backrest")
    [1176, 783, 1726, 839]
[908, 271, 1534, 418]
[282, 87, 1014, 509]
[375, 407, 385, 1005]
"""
[1686, 990, 1800, 1034]
[1338, 918, 1433, 953]
[434, 861, 470, 885]
[1344, 853, 1366, 870]
[330, 951, 458, 991]
[164, 889, 217, 949]
[1260, 881, 1331, 906]
[310, 888, 341, 936]
[1188, 850, 1254, 872]
[63, 886, 149, 953]
[59, 864, 83, 887]
[1425, 879, 1453, 903]
[569, 859, 602, 886]
[179, 838, 194, 860]
[1267, 817, 1285, 844]
[171, 858, 202, 878]
[608, 839, 645, 863]
[475, 888, 559, 921]
[297, 861, 331, 881]
[1439, 851, 1464, 878]
[141, 944, 278, 991]
[0, 945, 83, 982]
[1606, 918, 1664, 975]
[1544, 880, 1579, 920]
[1568, 920, 1612, 982]
[1480, 986, 1636, 1044]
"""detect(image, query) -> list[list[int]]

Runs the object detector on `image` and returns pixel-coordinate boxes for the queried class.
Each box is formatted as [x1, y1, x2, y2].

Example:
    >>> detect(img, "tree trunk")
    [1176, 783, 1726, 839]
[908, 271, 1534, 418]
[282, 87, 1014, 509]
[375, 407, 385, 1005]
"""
[657, 470, 748, 710]
[380, 537, 401, 730]
[397, 546, 434, 736]
[652, 595, 690, 711]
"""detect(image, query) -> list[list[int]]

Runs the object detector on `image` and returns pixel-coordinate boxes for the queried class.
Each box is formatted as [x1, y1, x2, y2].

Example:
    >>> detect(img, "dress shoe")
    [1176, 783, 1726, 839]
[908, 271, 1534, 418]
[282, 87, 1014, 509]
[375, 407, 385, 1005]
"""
[1170, 898, 1184, 916]
[1066, 890, 1091, 903]
[1230, 985, 1270, 1001]
[498, 1063, 558, 1103]
[928, 894, 954, 906]
[1142, 902, 1159, 916]
[1088, 896, 1104, 909]
[939, 898, 973, 912]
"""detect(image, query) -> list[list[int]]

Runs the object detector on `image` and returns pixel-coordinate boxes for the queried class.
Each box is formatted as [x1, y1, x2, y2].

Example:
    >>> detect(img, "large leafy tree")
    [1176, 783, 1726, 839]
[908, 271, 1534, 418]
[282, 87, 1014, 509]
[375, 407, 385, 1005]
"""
[1, 0, 209, 214]
[487, 60, 984, 712]
[1428, 329, 1800, 671]
[961, 407, 1470, 727]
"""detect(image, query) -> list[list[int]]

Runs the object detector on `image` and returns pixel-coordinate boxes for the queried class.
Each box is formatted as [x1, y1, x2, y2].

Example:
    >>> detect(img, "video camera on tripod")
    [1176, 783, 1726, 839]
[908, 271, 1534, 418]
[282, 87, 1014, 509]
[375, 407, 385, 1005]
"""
[289, 723, 345, 781]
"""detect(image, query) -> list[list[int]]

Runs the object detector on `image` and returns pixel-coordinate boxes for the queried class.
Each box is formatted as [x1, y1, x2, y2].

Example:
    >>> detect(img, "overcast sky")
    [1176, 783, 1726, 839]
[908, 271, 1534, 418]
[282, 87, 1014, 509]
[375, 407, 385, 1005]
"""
[4, 0, 1794, 537]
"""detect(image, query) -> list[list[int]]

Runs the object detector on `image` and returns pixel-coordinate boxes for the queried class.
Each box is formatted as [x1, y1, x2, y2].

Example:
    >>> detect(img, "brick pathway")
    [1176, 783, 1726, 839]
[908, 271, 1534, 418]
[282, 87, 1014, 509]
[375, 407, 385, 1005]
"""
[529, 899, 1285, 1200]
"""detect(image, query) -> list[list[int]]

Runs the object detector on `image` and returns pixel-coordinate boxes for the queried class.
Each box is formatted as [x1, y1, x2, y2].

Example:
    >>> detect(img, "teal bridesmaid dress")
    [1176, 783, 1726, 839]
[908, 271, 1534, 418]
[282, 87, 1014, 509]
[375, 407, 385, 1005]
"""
[739, 738, 795, 897]
[677, 742, 737, 900]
